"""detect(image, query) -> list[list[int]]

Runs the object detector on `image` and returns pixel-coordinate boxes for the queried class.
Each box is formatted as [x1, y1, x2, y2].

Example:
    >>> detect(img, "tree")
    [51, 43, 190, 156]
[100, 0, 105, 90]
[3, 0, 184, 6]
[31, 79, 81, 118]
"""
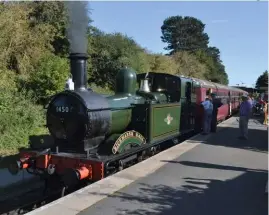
[28, 1, 70, 56]
[29, 2, 93, 57]
[147, 54, 178, 74]
[88, 31, 150, 89]
[27, 53, 69, 103]
[193, 49, 229, 84]
[172, 51, 207, 78]
[0, 2, 54, 74]
[0, 68, 46, 155]
[206, 46, 222, 63]
[160, 15, 229, 84]
[161, 16, 209, 55]
[255, 70, 268, 89]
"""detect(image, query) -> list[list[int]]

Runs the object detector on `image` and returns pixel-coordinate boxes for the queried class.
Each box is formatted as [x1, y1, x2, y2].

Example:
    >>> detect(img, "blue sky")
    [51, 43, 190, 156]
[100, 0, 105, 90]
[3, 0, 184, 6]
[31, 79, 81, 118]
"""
[89, 1, 268, 87]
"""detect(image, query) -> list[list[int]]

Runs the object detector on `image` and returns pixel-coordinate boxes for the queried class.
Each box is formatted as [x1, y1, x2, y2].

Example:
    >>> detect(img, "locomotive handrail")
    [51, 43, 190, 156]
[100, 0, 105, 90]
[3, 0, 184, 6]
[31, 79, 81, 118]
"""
[44, 103, 49, 109]
[86, 107, 133, 112]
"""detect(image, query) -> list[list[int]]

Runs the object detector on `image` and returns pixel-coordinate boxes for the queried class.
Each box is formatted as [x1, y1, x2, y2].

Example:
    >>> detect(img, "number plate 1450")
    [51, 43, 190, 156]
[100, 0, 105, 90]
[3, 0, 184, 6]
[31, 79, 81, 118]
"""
[55, 106, 73, 113]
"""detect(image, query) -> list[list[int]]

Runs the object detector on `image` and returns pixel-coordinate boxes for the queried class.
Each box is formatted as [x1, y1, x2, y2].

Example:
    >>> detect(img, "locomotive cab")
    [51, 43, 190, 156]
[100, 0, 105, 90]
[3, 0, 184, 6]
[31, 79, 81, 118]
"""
[137, 72, 181, 103]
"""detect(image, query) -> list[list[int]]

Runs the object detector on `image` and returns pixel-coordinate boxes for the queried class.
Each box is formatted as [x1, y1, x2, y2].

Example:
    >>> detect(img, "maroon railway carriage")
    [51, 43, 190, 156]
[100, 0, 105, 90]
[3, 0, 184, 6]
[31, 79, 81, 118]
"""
[191, 77, 246, 124]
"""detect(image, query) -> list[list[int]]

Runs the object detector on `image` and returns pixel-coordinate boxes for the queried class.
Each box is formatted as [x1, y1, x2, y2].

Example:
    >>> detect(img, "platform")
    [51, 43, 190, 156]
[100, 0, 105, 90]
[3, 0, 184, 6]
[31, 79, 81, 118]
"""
[27, 116, 268, 215]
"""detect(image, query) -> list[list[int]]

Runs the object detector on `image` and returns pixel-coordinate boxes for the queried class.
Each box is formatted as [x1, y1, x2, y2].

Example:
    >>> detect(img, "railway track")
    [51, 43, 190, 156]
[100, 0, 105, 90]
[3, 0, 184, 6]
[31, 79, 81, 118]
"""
[0, 187, 61, 215]
[0, 178, 89, 215]
[0, 131, 195, 215]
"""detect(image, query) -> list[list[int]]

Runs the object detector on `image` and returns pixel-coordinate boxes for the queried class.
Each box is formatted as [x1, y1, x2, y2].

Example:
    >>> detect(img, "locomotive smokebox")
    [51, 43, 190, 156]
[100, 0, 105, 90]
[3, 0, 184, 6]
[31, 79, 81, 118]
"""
[69, 53, 88, 91]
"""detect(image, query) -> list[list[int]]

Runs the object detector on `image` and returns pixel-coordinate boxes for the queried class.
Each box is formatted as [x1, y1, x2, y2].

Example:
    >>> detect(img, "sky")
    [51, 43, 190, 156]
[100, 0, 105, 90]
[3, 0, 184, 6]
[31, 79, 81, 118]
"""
[89, 1, 268, 87]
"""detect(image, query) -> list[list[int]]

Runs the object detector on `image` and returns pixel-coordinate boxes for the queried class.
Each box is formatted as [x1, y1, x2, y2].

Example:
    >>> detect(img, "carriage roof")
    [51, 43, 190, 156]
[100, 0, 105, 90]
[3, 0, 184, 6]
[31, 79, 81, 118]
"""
[137, 72, 247, 94]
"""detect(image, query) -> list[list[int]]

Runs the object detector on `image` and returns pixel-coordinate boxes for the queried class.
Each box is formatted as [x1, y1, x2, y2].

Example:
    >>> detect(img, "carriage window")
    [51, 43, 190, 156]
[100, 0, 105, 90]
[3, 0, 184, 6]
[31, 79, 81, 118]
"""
[206, 88, 212, 95]
[186, 82, 191, 99]
[192, 85, 196, 93]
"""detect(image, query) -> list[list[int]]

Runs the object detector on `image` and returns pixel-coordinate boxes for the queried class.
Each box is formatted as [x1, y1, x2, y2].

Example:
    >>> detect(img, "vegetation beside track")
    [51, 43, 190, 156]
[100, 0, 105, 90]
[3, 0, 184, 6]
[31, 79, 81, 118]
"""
[0, 2, 266, 156]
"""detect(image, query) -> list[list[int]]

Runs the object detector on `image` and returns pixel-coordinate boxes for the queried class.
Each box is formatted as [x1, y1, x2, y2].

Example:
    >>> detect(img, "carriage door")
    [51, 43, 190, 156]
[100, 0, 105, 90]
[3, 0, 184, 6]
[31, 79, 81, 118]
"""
[190, 82, 196, 129]
[228, 91, 232, 115]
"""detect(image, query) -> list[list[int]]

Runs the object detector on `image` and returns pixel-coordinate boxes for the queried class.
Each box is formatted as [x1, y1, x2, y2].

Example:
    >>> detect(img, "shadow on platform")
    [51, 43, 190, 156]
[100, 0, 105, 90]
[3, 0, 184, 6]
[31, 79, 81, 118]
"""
[81, 116, 267, 215]
[203, 116, 268, 154]
[85, 162, 268, 215]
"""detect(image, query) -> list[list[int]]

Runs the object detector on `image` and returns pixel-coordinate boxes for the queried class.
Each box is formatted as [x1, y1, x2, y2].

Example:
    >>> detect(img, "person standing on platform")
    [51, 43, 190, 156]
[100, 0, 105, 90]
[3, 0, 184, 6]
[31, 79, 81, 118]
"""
[210, 93, 223, 133]
[247, 95, 253, 116]
[201, 96, 213, 135]
[263, 100, 268, 125]
[238, 95, 252, 140]
[251, 96, 256, 107]
[259, 97, 265, 110]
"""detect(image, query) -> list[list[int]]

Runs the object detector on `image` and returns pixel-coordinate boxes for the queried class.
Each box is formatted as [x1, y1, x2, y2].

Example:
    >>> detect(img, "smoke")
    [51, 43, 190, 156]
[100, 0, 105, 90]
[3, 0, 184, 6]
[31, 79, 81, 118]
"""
[65, 1, 88, 54]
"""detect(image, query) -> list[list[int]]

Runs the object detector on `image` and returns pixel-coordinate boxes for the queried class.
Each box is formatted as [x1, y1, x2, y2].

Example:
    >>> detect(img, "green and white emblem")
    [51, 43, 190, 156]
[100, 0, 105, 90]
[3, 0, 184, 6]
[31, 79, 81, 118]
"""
[164, 113, 173, 125]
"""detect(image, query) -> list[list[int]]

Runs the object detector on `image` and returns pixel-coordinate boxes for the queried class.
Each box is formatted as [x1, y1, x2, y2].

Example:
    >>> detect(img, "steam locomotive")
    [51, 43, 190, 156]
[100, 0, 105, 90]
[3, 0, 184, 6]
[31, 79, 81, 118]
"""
[9, 53, 247, 188]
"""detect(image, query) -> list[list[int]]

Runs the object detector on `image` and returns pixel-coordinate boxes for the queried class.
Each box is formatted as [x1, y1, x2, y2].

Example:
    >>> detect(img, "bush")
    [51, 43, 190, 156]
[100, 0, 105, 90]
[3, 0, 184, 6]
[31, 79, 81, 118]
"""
[0, 70, 47, 155]
[147, 54, 178, 74]
[27, 53, 69, 103]
[89, 83, 114, 95]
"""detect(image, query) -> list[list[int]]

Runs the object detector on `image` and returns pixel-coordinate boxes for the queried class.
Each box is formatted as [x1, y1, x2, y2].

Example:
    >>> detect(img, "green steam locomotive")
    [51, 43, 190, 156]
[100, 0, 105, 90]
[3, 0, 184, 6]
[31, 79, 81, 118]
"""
[10, 53, 240, 186]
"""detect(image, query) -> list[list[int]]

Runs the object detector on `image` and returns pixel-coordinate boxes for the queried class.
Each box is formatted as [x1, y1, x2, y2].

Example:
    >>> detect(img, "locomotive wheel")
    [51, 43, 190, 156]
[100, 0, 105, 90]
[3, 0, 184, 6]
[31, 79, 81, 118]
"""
[137, 155, 143, 162]
[172, 138, 179, 145]
[138, 150, 147, 161]
[8, 161, 20, 175]
[61, 186, 67, 197]
[150, 147, 156, 156]
[43, 179, 49, 195]
[142, 150, 146, 158]
[44, 174, 62, 193]
[118, 160, 124, 171]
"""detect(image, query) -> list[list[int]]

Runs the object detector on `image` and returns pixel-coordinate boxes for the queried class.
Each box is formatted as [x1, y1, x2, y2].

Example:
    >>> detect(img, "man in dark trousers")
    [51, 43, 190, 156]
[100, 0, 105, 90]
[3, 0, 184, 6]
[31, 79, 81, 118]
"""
[211, 93, 223, 133]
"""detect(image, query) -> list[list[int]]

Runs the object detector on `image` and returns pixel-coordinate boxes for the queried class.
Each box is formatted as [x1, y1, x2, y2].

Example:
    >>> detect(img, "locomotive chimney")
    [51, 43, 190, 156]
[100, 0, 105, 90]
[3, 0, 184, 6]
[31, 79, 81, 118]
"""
[69, 53, 88, 91]
[65, 1, 89, 91]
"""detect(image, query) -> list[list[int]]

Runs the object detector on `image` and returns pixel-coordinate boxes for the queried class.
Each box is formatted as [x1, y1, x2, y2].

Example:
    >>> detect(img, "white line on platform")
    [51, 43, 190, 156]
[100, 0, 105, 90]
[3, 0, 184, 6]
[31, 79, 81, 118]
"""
[26, 117, 236, 215]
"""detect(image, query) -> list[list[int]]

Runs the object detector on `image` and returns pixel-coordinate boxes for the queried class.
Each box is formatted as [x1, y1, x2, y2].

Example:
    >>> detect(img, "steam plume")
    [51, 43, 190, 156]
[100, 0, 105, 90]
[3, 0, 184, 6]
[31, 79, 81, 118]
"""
[65, 1, 88, 54]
